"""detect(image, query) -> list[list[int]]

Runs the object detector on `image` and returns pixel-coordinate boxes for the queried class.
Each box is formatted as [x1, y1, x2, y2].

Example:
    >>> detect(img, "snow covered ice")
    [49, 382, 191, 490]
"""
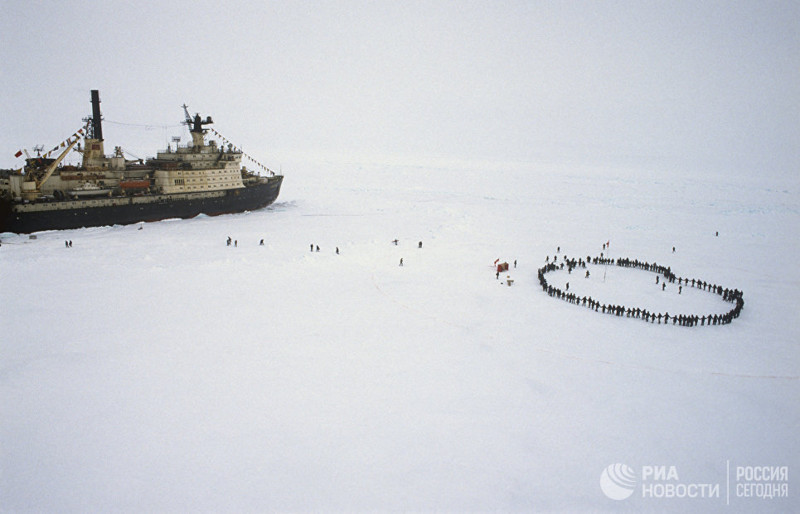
[1, 159, 798, 512]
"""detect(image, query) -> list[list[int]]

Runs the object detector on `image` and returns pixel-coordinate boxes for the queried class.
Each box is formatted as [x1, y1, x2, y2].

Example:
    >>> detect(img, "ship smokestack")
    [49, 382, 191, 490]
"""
[90, 90, 103, 141]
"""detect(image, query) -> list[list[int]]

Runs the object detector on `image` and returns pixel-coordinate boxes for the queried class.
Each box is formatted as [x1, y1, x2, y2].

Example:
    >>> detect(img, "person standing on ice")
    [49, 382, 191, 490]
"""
[399, 258, 403, 266]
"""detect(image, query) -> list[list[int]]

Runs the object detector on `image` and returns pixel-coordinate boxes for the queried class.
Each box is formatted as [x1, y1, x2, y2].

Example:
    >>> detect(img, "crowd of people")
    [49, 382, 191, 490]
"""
[537, 253, 745, 327]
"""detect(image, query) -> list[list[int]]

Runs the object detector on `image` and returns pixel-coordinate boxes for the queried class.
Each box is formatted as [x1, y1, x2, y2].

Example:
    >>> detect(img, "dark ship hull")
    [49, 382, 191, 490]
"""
[1, 176, 283, 234]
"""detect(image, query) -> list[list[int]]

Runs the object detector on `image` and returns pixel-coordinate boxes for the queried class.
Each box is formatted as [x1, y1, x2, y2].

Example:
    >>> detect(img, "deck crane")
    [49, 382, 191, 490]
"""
[19, 135, 83, 200]
[36, 138, 81, 189]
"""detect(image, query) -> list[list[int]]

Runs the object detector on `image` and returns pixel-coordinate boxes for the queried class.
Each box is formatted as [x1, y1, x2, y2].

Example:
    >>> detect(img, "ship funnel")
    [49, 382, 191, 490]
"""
[90, 90, 103, 141]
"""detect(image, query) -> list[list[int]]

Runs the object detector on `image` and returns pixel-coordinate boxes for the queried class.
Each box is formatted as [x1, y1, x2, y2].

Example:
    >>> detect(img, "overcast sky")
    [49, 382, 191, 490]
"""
[2, 1, 797, 176]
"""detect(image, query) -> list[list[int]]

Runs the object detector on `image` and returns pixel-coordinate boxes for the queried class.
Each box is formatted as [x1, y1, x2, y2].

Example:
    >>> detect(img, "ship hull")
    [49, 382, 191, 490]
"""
[1, 176, 283, 234]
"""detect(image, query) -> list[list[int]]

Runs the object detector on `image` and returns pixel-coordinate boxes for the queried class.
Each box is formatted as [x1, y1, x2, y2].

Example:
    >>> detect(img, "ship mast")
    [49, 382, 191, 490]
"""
[182, 104, 213, 148]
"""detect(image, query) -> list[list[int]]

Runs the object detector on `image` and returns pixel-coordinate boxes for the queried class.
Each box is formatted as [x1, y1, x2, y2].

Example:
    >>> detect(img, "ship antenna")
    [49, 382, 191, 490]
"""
[182, 104, 192, 126]
[181, 104, 213, 134]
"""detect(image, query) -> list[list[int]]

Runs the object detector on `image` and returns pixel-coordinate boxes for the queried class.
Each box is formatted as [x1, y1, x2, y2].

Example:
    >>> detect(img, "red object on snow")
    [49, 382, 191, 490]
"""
[497, 262, 509, 272]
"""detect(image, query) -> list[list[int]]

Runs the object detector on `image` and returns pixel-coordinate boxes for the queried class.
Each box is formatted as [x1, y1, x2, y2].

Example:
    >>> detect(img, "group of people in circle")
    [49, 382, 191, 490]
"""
[537, 252, 745, 327]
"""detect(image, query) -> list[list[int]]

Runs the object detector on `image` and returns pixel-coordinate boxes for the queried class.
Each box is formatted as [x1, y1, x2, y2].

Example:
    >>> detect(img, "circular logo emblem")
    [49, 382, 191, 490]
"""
[600, 463, 637, 500]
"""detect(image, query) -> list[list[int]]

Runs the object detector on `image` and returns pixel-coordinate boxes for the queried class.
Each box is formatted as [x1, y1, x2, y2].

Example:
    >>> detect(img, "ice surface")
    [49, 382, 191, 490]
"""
[1, 160, 798, 512]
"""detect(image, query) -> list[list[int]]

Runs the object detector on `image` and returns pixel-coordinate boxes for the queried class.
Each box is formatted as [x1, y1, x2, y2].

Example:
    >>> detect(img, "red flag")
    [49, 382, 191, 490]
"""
[14, 150, 22, 158]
